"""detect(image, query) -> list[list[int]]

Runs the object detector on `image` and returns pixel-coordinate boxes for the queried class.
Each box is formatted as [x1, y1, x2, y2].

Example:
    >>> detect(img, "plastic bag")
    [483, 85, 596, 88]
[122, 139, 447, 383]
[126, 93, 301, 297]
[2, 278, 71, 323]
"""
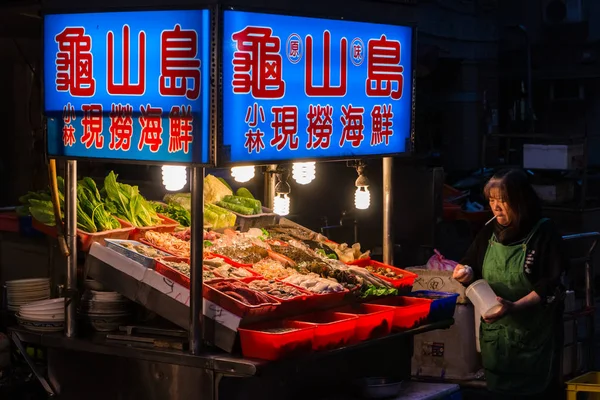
[425, 249, 458, 272]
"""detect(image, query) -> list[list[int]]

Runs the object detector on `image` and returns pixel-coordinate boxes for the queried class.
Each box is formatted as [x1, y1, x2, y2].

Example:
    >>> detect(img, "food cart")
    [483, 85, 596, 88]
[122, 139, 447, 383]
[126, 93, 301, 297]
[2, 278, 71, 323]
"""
[6, 4, 458, 399]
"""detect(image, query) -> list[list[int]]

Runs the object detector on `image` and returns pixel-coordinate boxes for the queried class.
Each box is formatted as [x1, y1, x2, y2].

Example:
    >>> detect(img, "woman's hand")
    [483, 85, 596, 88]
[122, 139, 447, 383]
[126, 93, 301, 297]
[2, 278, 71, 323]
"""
[483, 297, 514, 323]
[452, 264, 473, 284]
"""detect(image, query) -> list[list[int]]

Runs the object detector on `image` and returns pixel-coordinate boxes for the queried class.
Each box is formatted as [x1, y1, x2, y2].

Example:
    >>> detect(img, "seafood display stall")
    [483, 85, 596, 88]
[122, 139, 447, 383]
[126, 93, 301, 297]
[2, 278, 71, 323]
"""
[6, 4, 456, 400]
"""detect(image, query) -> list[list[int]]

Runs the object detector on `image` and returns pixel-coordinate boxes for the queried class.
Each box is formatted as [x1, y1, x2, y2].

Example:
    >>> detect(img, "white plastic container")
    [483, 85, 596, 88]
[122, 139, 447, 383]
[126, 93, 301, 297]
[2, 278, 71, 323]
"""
[465, 280, 502, 319]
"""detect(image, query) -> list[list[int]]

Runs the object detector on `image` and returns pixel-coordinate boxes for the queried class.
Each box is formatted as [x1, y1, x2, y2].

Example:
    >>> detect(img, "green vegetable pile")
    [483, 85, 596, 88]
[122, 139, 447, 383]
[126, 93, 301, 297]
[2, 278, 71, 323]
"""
[216, 189, 263, 215]
[20, 176, 122, 233]
[151, 201, 191, 227]
[103, 171, 162, 227]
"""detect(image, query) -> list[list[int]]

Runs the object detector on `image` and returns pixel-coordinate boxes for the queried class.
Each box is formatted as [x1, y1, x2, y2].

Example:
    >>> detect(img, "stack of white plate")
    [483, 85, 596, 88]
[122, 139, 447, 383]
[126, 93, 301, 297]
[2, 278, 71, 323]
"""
[6, 278, 51, 312]
[16, 298, 64, 332]
[80, 290, 131, 332]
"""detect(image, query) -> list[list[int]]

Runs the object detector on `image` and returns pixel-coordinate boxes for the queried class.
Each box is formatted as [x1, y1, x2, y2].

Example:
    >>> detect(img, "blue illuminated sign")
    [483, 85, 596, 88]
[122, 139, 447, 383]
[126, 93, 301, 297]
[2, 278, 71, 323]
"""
[221, 10, 413, 165]
[43, 10, 211, 164]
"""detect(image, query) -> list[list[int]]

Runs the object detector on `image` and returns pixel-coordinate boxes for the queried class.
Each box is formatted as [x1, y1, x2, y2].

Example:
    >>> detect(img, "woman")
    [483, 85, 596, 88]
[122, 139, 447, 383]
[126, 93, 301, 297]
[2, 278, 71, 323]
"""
[452, 169, 566, 399]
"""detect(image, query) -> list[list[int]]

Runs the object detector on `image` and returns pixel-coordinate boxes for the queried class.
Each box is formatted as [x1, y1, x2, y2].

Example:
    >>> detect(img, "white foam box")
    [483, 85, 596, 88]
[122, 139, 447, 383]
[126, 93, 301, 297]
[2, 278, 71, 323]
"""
[523, 143, 584, 170]
[406, 267, 468, 304]
[412, 304, 481, 380]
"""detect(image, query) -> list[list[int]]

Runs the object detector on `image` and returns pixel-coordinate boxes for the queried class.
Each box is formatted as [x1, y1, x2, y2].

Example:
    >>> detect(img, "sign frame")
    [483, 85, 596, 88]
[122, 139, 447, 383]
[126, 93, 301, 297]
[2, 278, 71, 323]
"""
[41, 6, 218, 167]
[215, 6, 417, 167]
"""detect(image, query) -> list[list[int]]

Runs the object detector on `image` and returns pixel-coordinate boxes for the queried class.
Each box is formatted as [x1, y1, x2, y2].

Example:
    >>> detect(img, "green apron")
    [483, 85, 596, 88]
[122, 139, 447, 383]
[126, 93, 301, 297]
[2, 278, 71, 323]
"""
[480, 218, 558, 395]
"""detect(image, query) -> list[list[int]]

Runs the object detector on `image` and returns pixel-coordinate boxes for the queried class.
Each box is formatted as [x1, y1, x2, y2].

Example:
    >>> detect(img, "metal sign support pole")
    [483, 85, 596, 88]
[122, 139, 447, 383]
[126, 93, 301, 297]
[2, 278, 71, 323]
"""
[65, 159, 78, 338]
[264, 164, 277, 210]
[189, 166, 205, 354]
[382, 157, 394, 265]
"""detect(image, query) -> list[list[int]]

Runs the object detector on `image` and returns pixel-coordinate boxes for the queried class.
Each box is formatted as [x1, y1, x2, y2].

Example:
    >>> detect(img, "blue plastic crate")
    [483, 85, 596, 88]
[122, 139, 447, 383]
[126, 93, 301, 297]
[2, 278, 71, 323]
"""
[409, 291, 459, 323]
[105, 239, 171, 269]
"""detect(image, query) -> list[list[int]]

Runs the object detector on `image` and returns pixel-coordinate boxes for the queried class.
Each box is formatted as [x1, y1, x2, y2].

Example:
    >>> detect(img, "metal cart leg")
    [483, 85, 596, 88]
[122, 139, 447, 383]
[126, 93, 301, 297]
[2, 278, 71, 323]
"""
[10, 332, 57, 397]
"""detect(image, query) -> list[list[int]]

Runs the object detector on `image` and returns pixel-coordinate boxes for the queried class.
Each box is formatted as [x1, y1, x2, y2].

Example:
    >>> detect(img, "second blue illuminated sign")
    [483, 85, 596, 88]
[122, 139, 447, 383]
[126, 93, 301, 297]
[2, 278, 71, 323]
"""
[221, 10, 413, 164]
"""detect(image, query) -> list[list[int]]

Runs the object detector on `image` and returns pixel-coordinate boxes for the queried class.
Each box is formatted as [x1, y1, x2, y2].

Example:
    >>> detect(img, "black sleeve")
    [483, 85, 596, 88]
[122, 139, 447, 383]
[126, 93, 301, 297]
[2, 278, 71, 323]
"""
[527, 220, 565, 303]
[459, 224, 493, 284]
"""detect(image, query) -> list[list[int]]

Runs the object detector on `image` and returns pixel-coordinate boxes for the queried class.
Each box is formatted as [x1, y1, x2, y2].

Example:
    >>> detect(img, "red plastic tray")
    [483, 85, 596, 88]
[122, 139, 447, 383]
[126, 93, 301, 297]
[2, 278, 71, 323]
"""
[288, 311, 358, 351]
[348, 258, 417, 293]
[129, 214, 179, 241]
[368, 296, 432, 330]
[238, 320, 315, 361]
[155, 257, 222, 289]
[32, 216, 134, 252]
[203, 279, 280, 318]
[334, 303, 395, 342]
[243, 276, 313, 315]
[0, 212, 19, 233]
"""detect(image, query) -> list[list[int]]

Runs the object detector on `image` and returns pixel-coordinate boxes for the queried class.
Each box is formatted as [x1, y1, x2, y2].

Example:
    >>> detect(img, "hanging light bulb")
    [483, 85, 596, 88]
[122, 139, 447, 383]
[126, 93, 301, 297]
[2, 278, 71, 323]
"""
[354, 162, 370, 210]
[273, 171, 291, 216]
[355, 186, 370, 210]
[292, 161, 316, 185]
[162, 165, 187, 191]
[273, 193, 290, 216]
[231, 166, 255, 183]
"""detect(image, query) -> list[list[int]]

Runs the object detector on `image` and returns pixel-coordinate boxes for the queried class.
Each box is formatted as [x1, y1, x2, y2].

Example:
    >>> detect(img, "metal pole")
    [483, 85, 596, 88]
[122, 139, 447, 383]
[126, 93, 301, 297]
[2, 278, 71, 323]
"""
[382, 157, 393, 265]
[65, 160, 77, 338]
[264, 164, 277, 210]
[189, 166, 205, 354]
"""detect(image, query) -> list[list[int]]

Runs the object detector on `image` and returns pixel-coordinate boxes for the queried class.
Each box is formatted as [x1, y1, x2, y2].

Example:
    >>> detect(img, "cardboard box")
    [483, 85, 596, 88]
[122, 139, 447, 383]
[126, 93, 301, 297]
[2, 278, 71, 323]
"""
[412, 304, 481, 380]
[523, 143, 584, 170]
[407, 267, 468, 304]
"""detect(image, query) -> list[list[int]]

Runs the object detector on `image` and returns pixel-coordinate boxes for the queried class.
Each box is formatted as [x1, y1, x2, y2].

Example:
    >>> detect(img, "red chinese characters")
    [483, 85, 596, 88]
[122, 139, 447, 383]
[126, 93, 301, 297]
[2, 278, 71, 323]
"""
[138, 105, 164, 153]
[55, 27, 96, 96]
[107, 25, 146, 96]
[160, 25, 201, 100]
[306, 104, 333, 150]
[244, 103, 266, 154]
[80, 104, 104, 149]
[339, 105, 365, 148]
[270, 106, 299, 151]
[232, 26, 285, 99]
[109, 104, 133, 151]
[371, 104, 394, 146]
[366, 35, 404, 100]
[168, 105, 193, 154]
[305, 31, 347, 97]
[62, 103, 76, 147]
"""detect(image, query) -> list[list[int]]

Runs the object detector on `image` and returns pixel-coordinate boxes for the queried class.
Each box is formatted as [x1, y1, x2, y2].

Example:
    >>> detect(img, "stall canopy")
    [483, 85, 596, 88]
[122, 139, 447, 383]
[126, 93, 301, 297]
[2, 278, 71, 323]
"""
[220, 10, 414, 165]
[43, 9, 212, 165]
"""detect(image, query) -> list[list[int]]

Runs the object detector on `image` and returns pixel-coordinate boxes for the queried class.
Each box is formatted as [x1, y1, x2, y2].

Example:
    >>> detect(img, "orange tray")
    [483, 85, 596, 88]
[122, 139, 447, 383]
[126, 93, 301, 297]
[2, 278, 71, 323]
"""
[129, 214, 179, 241]
[32, 217, 134, 252]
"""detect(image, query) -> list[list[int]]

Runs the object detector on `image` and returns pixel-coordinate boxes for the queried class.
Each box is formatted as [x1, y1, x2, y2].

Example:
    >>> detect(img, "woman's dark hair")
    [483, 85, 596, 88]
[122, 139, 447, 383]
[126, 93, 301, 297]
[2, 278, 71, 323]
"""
[483, 169, 542, 242]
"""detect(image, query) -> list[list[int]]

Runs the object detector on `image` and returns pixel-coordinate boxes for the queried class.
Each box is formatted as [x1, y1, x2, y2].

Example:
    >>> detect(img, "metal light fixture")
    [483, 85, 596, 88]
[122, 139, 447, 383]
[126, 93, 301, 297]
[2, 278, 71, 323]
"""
[273, 170, 291, 216]
[354, 162, 370, 210]
[161, 165, 187, 191]
[292, 161, 316, 185]
[231, 166, 255, 183]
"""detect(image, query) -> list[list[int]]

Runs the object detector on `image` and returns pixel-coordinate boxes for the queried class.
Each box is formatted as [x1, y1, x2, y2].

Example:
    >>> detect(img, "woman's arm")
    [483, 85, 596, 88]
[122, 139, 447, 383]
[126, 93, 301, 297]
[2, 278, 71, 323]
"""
[484, 291, 541, 323]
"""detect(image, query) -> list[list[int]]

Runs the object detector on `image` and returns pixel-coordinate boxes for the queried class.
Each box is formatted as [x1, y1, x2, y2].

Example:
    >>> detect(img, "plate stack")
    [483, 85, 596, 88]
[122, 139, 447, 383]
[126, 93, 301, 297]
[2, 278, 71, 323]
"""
[16, 298, 64, 332]
[80, 290, 132, 332]
[6, 278, 51, 312]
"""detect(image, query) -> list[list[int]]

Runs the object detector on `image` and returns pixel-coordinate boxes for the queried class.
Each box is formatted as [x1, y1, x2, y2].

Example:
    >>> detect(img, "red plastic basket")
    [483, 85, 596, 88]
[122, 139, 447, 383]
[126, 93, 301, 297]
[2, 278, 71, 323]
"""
[334, 303, 395, 342]
[155, 257, 223, 289]
[243, 276, 313, 315]
[203, 279, 280, 318]
[32, 216, 135, 252]
[288, 311, 358, 351]
[0, 212, 19, 233]
[367, 296, 432, 330]
[238, 320, 316, 361]
[129, 214, 179, 241]
[348, 258, 417, 294]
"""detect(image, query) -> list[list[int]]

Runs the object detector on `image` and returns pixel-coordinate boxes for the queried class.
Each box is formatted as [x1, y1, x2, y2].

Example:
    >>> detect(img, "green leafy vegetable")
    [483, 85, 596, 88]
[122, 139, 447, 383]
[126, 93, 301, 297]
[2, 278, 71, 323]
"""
[103, 171, 162, 227]
[359, 285, 398, 299]
[151, 201, 191, 227]
[203, 240, 213, 247]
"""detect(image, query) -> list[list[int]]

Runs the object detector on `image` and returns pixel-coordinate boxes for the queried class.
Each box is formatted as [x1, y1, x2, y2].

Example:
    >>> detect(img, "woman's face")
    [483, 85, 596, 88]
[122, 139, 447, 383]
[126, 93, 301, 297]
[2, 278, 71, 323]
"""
[488, 188, 513, 226]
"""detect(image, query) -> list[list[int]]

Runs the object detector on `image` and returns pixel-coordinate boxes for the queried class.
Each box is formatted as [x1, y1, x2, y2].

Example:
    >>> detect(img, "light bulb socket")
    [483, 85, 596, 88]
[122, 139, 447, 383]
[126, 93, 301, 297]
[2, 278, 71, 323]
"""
[275, 180, 291, 195]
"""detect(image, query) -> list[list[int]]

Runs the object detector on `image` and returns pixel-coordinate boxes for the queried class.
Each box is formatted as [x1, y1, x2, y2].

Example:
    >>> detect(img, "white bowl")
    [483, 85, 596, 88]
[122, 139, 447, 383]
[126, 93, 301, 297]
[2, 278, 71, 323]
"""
[20, 298, 64, 311]
[16, 314, 63, 332]
[19, 311, 64, 322]
[6, 278, 50, 286]
[84, 279, 105, 291]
